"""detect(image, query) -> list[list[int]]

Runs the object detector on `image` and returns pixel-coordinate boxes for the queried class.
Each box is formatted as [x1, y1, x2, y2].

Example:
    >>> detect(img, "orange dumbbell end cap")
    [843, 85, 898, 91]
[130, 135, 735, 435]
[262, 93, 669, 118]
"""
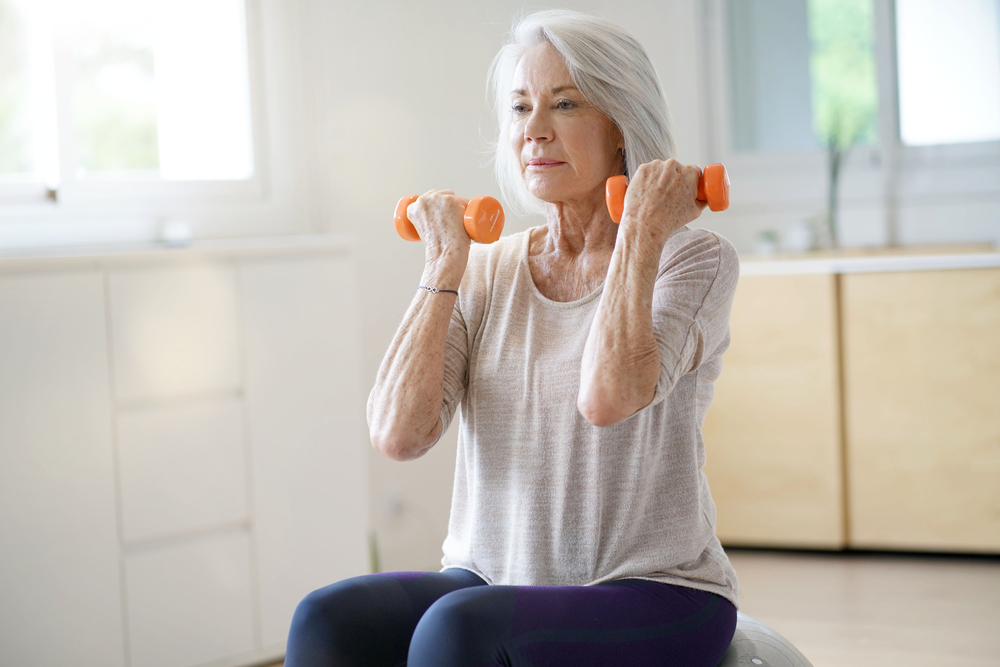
[464, 196, 505, 244]
[394, 195, 421, 241]
[698, 163, 730, 212]
[606, 175, 628, 224]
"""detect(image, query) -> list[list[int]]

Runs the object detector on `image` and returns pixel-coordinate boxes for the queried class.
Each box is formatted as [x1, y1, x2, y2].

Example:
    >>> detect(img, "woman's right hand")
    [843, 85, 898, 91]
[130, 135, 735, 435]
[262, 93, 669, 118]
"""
[370, 190, 471, 461]
[406, 190, 473, 268]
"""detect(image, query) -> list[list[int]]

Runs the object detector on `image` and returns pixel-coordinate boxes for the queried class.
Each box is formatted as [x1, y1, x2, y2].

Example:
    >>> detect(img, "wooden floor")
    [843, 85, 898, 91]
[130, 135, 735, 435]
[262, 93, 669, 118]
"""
[264, 549, 1000, 667]
[727, 549, 1000, 667]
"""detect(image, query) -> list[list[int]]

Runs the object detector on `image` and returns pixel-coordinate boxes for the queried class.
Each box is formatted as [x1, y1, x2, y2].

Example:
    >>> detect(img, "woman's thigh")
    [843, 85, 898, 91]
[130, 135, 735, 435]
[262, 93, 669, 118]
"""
[284, 568, 487, 667]
[408, 579, 736, 667]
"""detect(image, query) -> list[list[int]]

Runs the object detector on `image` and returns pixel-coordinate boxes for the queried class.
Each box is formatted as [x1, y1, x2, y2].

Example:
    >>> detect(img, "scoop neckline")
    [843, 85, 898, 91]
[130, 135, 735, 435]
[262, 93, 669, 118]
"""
[518, 227, 605, 308]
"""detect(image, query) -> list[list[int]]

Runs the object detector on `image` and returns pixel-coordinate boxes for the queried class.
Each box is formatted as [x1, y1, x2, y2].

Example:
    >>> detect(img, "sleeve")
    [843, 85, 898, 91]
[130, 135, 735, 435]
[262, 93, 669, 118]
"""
[646, 230, 740, 406]
[439, 291, 470, 433]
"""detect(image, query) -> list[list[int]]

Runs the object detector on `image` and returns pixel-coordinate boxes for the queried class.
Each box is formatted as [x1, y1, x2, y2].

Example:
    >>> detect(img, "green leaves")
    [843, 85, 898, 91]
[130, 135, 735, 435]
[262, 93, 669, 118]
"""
[808, 0, 878, 150]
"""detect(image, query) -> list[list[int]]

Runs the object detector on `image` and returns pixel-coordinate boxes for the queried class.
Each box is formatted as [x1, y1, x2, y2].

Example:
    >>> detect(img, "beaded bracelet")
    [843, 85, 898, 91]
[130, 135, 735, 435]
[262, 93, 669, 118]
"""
[418, 285, 458, 295]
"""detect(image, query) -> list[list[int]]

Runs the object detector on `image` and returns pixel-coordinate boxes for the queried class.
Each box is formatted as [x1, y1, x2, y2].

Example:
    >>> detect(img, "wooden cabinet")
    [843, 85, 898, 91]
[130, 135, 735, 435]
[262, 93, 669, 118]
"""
[842, 269, 1000, 552]
[702, 274, 846, 549]
[703, 262, 1000, 553]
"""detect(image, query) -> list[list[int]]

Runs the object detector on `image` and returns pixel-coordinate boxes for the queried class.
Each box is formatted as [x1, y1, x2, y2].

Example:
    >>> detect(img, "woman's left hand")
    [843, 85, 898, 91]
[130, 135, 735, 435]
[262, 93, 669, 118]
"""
[619, 158, 707, 246]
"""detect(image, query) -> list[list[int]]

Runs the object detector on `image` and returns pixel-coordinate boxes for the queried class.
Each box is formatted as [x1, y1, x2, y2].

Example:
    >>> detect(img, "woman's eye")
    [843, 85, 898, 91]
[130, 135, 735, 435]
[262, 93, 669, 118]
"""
[557, 100, 577, 110]
[511, 103, 528, 114]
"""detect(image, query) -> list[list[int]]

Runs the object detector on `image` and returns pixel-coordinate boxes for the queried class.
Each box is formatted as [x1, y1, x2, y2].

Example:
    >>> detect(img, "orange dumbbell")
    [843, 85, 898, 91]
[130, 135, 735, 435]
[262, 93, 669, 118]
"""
[605, 163, 730, 224]
[394, 195, 505, 244]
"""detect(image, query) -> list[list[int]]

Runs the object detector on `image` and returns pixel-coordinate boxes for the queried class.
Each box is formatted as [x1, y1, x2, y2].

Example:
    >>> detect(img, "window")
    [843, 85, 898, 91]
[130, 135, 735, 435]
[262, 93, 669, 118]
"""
[726, 0, 879, 153]
[704, 0, 1000, 248]
[896, 0, 1000, 146]
[0, 0, 256, 201]
[0, 0, 50, 181]
[723, 0, 1000, 154]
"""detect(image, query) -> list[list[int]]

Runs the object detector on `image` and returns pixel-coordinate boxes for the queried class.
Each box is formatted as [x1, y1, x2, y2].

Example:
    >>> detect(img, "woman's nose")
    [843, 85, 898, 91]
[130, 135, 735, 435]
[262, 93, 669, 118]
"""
[523, 108, 552, 143]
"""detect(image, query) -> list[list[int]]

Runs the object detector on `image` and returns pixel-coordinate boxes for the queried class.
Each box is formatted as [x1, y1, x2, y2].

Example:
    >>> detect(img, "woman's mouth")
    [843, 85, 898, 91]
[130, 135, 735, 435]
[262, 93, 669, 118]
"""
[527, 158, 565, 169]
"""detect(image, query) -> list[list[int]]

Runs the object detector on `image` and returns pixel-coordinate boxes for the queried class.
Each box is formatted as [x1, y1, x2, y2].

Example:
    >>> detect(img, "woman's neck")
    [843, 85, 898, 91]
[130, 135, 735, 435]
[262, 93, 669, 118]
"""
[527, 194, 619, 302]
[537, 195, 617, 257]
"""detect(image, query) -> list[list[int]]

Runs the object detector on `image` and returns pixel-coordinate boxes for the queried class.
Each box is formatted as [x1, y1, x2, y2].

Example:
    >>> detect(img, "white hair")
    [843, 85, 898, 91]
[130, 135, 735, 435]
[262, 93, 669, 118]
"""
[489, 9, 677, 217]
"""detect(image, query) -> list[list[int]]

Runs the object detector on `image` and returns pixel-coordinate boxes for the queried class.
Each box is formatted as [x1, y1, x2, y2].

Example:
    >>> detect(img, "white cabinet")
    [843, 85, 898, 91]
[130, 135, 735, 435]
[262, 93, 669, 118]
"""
[108, 265, 243, 404]
[0, 270, 126, 667]
[118, 398, 250, 543]
[241, 255, 369, 648]
[0, 237, 369, 666]
[125, 531, 256, 667]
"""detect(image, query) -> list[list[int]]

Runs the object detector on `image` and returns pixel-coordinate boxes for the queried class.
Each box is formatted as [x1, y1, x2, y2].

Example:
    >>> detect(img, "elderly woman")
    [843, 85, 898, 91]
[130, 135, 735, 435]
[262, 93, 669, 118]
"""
[286, 9, 740, 667]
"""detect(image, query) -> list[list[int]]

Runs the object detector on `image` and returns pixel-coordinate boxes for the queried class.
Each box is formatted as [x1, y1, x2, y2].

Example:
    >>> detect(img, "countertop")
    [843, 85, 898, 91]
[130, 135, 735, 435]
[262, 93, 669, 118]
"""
[739, 244, 1000, 276]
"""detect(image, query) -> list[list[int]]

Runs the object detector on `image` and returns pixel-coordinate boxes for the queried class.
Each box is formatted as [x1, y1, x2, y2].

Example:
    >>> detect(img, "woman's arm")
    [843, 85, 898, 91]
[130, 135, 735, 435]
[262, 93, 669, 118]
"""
[368, 193, 471, 461]
[578, 159, 706, 426]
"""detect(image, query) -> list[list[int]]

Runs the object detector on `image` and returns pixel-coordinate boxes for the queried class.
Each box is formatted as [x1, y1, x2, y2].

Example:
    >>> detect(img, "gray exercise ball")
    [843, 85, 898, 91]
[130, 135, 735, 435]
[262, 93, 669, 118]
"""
[717, 612, 814, 667]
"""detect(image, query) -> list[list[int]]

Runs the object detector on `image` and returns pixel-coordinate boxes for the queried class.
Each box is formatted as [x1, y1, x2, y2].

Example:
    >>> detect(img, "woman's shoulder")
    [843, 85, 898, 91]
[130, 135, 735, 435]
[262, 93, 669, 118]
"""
[464, 227, 531, 284]
[660, 227, 740, 275]
[455, 228, 531, 323]
[656, 226, 740, 294]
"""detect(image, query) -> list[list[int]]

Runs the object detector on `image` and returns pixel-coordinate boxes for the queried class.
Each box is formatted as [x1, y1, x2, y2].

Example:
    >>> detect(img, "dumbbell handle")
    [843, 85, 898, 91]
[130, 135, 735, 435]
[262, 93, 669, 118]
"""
[605, 163, 730, 224]
[394, 195, 505, 244]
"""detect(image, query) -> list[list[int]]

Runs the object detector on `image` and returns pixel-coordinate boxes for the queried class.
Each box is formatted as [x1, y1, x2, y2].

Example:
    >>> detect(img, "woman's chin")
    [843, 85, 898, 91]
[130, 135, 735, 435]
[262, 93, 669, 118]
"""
[525, 188, 558, 205]
[525, 184, 603, 208]
[525, 179, 572, 204]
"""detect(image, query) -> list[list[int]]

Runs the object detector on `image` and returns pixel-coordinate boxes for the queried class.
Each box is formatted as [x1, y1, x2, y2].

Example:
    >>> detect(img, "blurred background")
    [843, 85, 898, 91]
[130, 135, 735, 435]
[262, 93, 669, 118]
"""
[0, 0, 997, 666]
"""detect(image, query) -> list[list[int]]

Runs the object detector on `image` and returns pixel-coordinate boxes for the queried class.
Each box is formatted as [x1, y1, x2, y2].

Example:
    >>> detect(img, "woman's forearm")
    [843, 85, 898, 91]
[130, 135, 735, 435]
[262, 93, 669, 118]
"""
[578, 227, 664, 426]
[579, 160, 704, 426]
[368, 253, 466, 461]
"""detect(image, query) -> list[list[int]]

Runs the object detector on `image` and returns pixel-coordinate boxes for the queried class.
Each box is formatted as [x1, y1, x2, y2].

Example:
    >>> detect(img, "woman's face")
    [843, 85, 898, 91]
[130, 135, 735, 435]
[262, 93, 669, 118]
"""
[510, 42, 624, 206]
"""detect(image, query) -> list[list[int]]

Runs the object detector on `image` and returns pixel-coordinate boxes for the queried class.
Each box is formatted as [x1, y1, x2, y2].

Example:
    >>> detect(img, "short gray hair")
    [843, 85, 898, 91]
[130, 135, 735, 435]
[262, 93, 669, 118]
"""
[489, 10, 677, 217]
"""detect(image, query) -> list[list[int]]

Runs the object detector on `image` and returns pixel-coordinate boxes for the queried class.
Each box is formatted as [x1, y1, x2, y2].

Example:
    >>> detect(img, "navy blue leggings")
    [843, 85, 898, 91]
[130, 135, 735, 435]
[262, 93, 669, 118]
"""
[285, 569, 737, 667]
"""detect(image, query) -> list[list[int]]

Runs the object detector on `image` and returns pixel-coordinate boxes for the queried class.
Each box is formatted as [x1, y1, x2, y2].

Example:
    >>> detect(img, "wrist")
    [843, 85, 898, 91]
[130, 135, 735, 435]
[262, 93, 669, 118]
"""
[619, 210, 683, 249]
[421, 248, 467, 293]
[615, 219, 668, 271]
[424, 240, 468, 265]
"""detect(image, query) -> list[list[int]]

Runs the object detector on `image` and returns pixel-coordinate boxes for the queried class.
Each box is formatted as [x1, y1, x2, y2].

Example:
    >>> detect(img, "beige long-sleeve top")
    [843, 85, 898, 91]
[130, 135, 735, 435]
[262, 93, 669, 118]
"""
[438, 225, 741, 606]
